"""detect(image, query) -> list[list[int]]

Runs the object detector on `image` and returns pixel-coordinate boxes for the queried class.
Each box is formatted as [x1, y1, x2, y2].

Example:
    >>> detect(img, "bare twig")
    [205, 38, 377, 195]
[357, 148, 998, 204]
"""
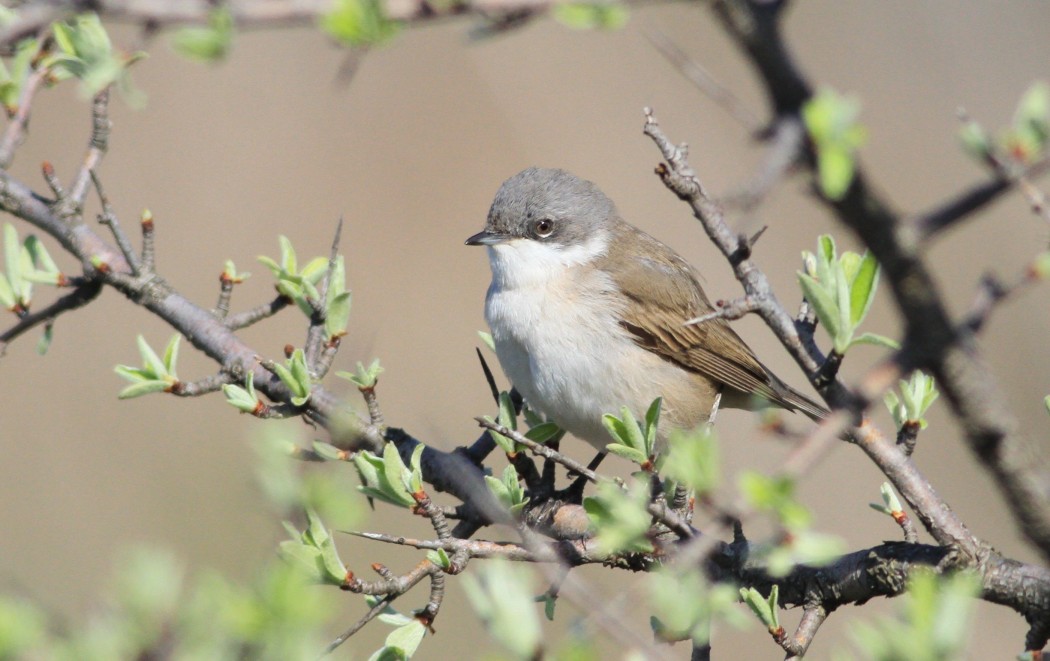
[475, 417, 598, 483]
[0, 279, 102, 350]
[0, 66, 47, 169]
[91, 169, 140, 275]
[66, 88, 112, 213]
[641, 25, 761, 133]
[224, 295, 291, 329]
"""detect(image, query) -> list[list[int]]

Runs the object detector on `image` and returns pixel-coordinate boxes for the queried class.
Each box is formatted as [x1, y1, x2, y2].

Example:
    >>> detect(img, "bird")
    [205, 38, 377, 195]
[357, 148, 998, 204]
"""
[466, 167, 827, 453]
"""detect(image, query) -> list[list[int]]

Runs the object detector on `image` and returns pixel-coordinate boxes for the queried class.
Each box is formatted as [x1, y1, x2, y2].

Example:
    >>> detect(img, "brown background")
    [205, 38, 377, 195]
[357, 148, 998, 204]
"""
[2, 2, 1049, 658]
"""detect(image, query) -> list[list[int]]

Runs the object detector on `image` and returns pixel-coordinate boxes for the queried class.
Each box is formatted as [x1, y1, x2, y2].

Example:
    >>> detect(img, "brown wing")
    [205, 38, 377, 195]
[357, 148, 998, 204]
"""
[602, 223, 826, 419]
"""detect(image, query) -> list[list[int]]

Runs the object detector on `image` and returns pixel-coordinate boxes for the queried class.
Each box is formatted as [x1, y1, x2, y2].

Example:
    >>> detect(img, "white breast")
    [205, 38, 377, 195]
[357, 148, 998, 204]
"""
[483, 236, 681, 450]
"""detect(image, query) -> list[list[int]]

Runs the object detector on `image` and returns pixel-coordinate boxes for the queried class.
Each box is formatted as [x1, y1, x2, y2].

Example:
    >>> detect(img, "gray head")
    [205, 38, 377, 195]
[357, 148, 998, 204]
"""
[465, 168, 619, 248]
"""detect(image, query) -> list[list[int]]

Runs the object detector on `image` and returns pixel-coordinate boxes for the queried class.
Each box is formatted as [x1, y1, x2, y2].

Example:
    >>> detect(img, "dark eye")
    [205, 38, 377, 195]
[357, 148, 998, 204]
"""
[532, 218, 555, 238]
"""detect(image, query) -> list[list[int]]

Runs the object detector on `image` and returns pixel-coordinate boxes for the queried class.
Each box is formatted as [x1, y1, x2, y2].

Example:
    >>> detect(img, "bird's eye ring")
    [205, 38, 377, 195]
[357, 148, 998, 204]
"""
[533, 218, 555, 238]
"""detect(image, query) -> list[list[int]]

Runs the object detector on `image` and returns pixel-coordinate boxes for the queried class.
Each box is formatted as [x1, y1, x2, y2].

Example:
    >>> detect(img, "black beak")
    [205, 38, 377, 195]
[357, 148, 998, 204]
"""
[465, 230, 507, 246]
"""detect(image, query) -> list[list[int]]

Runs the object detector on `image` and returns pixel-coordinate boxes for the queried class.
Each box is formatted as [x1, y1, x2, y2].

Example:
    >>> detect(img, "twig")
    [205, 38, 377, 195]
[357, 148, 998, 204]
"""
[305, 217, 344, 371]
[224, 295, 291, 329]
[67, 88, 112, 212]
[474, 417, 598, 483]
[91, 169, 141, 275]
[782, 605, 827, 659]
[139, 209, 155, 273]
[641, 25, 761, 133]
[0, 279, 102, 350]
[683, 295, 760, 326]
[0, 65, 47, 169]
[169, 372, 232, 397]
[322, 594, 397, 657]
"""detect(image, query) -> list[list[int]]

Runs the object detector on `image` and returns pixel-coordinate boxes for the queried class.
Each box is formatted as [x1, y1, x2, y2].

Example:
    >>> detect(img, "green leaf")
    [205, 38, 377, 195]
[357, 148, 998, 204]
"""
[739, 586, 779, 630]
[170, 7, 233, 62]
[35, 324, 53, 355]
[523, 421, 561, 444]
[848, 251, 879, 326]
[798, 272, 842, 340]
[1015, 80, 1049, 147]
[381, 442, 415, 506]
[0, 273, 15, 309]
[427, 548, 451, 571]
[23, 235, 61, 280]
[3, 223, 26, 306]
[321, 0, 400, 47]
[136, 334, 167, 379]
[336, 359, 384, 389]
[117, 379, 170, 399]
[462, 560, 540, 659]
[552, 3, 629, 30]
[848, 332, 899, 350]
[277, 540, 325, 582]
[803, 89, 867, 201]
[958, 117, 991, 161]
[162, 334, 181, 376]
[662, 426, 720, 496]
[604, 443, 649, 465]
[643, 397, 662, 454]
[385, 619, 426, 657]
[602, 406, 646, 454]
[584, 480, 654, 554]
[278, 235, 297, 274]
[325, 293, 351, 340]
[477, 330, 495, 352]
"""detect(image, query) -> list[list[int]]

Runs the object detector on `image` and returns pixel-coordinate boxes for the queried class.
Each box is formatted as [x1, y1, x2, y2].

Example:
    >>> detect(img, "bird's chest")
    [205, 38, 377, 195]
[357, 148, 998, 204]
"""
[484, 267, 632, 421]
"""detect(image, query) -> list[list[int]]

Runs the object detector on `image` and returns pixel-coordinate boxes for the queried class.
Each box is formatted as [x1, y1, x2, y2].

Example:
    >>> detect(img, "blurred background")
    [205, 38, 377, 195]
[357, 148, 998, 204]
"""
[2, 1, 1049, 657]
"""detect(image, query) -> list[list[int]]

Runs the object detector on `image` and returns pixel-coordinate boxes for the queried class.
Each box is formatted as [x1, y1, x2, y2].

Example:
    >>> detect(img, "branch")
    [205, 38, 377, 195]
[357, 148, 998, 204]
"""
[704, 0, 1050, 564]
[0, 279, 102, 349]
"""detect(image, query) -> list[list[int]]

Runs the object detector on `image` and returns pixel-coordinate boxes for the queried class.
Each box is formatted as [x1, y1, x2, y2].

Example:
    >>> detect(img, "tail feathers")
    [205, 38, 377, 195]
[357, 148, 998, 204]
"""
[778, 386, 830, 422]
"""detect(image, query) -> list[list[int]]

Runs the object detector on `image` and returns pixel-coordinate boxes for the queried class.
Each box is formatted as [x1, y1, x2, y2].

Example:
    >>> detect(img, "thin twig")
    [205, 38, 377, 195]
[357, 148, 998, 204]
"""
[91, 169, 140, 275]
[67, 88, 112, 212]
[224, 295, 291, 329]
[0, 65, 47, 169]
[0, 279, 102, 350]
[475, 417, 598, 483]
[641, 25, 762, 133]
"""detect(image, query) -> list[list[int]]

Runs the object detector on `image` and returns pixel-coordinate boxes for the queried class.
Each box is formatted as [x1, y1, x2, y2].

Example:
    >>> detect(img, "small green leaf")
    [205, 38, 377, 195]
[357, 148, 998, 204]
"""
[604, 443, 649, 465]
[35, 324, 53, 355]
[325, 291, 351, 340]
[584, 480, 654, 554]
[848, 251, 880, 327]
[427, 548, 451, 571]
[117, 379, 170, 399]
[552, 2, 629, 30]
[523, 421, 561, 444]
[277, 540, 325, 582]
[803, 89, 867, 201]
[462, 560, 540, 659]
[958, 117, 992, 161]
[321, 0, 400, 46]
[848, 332, 899, 350]
[170, 7, 233, 62]
[384, 619, 427, 657]
[0, 273, 14, 309]
[662, 426, 720, 496]
[798, 272, 842, 339]
[477, 330, 495, 352]
[136, 334, 167, 379]
[643, 397, 662, 454]
[162, 334, 181, 375]
[739, 586, 779, 630]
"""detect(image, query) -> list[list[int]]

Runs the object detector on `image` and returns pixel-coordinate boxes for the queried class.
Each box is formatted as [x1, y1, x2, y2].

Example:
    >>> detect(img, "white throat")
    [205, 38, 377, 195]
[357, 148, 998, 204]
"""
[486, 234, 609, 290]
